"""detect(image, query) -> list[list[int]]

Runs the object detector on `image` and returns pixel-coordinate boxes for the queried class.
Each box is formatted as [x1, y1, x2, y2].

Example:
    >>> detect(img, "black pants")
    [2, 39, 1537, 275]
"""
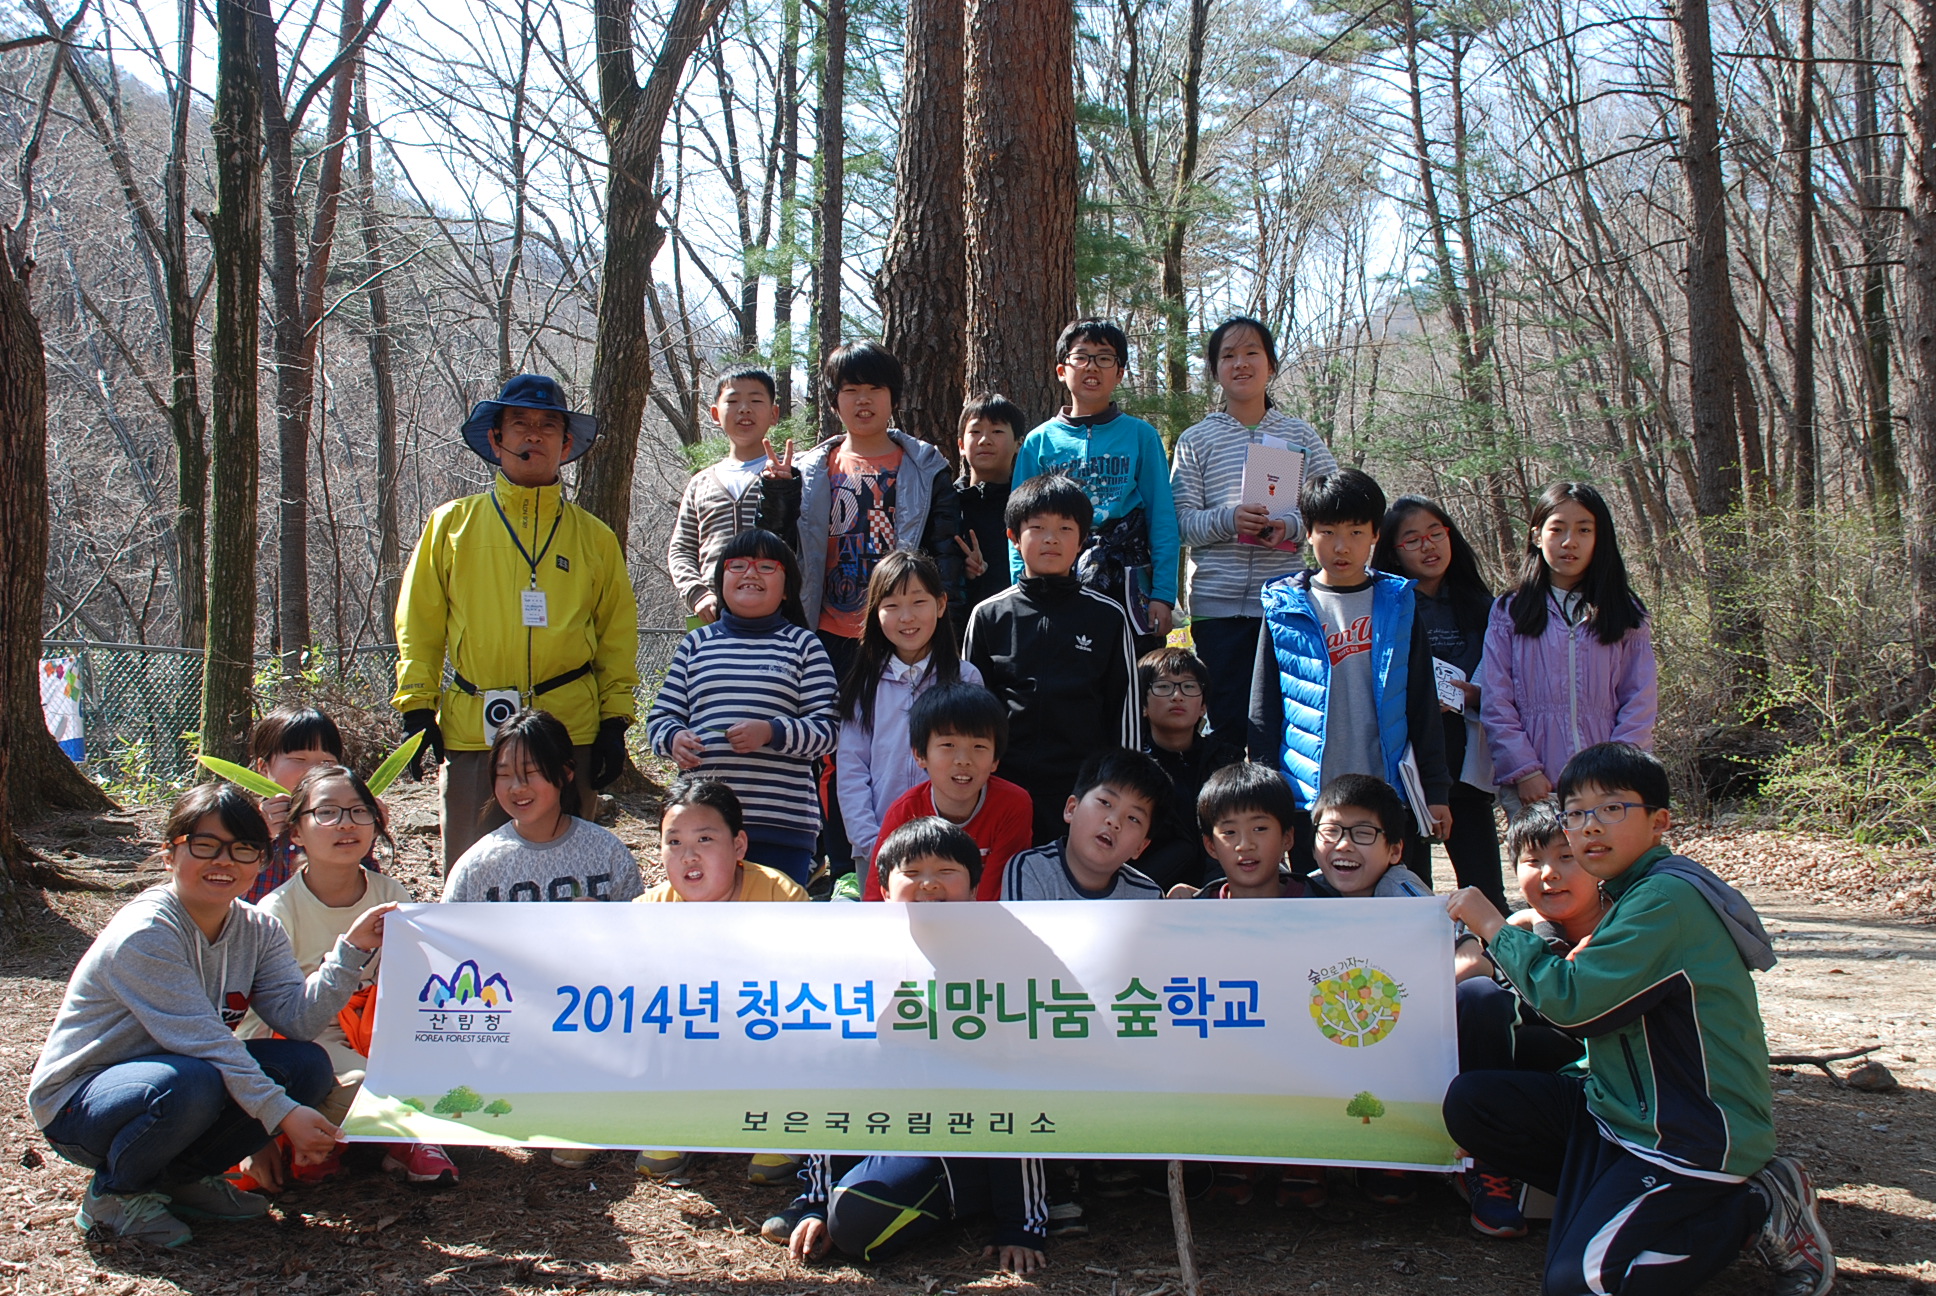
[1455, 977, 1585, 1075]
[1189, 616, 1262, 750]
[1444, 1072, 1765, 1296]
[1446, 782, 1508, 910]
[821, 1155, 1035, 1261]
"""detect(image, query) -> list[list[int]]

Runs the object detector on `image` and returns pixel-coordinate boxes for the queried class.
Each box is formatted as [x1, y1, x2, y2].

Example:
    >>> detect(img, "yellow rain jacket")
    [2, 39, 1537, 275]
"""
[394, 474, 639, 750]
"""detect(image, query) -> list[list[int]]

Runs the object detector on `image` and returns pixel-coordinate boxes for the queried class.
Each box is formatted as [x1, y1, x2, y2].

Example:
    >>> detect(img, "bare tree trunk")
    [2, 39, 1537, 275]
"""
[773, 0, 802, 419]
[814, 0, 847, 443]
[1159, 0, 1211, 404]
[1855, 0, 1903, 528]
[201, 0, 267, 763]
[1790, 0, 1818, 510]
[877, 0, 965, 455]
[353, 60, 402, 632]
[1903, 0, 1936, 684]
[963, 0, 1076, 427]
[577, 0, 728, 544]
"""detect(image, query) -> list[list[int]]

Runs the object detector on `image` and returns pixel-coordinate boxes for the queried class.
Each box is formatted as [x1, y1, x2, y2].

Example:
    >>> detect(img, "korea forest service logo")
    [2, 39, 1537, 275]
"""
[1308, 959, 1405, 1048]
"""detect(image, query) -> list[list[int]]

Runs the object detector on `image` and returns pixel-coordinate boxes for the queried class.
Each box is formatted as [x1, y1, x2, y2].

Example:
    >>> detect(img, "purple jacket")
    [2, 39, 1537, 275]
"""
[1477, 592, 1657, 789]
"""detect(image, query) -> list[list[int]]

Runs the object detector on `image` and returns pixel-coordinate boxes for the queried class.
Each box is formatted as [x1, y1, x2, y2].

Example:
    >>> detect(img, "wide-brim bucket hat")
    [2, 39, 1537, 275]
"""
[460, 373, 600, 465]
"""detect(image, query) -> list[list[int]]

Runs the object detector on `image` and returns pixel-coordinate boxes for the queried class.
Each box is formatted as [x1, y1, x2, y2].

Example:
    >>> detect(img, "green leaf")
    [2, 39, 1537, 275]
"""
[196, 755, 289, 799]
[367, 731, 426, 796]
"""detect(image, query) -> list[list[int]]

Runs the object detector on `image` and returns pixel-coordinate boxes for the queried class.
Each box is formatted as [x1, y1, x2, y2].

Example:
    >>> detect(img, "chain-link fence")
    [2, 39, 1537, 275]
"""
[38, 631, 688, 783]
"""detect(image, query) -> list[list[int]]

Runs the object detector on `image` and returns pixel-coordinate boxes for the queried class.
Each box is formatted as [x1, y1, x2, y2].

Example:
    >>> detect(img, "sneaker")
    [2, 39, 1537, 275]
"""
[1463, 1166, 1528, 1238]
[761, 1205, 807, 1244]
[635, 1150, 692, 1181]
[1207, 1167, 1255, 1206]
[1044, 1199, 1087, 1237]
[1752, 1156, 1835, 1296]
[382, 1143, 459, 1185]
[156, 1175, 269, 1223]
[747, 1153, 802, 1185]
[1276, 1167, 1329, 1209]
[548, 1148, 596, 1169]
[75, 1187, 193, 1247]
[1361, 1168, 1417, 1205]
[1091, 1163, 1142, 1199]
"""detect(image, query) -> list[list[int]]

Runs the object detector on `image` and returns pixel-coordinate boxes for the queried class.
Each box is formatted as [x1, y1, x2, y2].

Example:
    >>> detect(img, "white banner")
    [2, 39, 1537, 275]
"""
[344, 899, 1461, 1168]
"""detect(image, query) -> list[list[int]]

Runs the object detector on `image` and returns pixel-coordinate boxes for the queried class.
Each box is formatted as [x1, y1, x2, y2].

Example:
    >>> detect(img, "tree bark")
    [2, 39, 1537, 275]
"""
[963, 0, 1077, 428]
[1903, 0, 1936, 684]
[1790, 0, 1817, 511]
[773, 0, 802, 419]
[813, 0, 847, 443]
[1160, 0, 1211, 403]
[353, 60, 402, 633]
[1855, 0, 1903, 528]
[577, 0, 728, 545]
[201, 0, 267, 763]
[877, 0, 965, 457]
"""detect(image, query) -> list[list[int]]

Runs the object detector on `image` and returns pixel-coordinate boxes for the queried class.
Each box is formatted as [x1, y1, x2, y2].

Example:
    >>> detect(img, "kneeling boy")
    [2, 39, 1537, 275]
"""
[1445, 743, 1832, 1296]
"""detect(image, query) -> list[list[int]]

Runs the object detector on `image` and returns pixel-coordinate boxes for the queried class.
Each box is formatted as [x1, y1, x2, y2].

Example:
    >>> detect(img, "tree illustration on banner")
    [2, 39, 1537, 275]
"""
[433, 1086, 484, 1119]
[1347, 1091, 1387, 1124]
[1309, 965, 1403, 1047]
[484, 1099, 514, 1118]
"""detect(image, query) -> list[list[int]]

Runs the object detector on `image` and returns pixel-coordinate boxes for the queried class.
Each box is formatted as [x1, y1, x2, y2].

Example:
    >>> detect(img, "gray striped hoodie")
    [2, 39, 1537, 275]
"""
[1169, 409, 1339, 618]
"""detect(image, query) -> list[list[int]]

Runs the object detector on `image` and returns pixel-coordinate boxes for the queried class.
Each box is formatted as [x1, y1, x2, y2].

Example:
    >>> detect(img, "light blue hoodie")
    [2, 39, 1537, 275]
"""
[1007, 406, 1180, 605]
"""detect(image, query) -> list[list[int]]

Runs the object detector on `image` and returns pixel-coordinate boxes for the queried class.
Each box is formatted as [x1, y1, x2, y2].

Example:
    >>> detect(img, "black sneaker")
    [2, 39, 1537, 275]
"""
[1044, 1199, 1088, 1237]
[1751, 1156, 1834, 1296]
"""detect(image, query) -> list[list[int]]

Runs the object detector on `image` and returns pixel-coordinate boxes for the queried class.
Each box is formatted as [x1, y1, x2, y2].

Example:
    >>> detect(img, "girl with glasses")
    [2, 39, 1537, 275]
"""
[28, 783, 393, 1245]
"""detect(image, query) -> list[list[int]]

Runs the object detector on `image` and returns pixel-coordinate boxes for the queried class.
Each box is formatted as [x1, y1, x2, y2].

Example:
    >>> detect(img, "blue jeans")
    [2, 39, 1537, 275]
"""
[1188, 616, 1262, 750]
[42, 1040, 334, 1195]
[745, 836, 817, 886]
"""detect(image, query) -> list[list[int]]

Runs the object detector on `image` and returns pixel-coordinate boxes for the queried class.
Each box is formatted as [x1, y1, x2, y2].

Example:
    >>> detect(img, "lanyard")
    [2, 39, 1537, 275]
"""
[490, 489, 564, 590]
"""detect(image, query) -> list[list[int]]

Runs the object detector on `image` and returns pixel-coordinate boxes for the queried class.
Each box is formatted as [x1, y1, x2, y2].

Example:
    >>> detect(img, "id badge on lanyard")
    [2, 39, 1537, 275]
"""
[521, 588, 549, 627]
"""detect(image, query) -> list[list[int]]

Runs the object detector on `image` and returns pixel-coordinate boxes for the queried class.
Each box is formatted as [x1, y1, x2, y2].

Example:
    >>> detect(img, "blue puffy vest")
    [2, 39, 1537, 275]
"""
[1259, 569, 1416, 806]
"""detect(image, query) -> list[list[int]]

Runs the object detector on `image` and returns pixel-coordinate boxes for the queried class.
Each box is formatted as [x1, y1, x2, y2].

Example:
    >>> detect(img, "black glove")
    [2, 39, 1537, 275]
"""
[589, 716, 631, 789]
[402, 709, 445, 781]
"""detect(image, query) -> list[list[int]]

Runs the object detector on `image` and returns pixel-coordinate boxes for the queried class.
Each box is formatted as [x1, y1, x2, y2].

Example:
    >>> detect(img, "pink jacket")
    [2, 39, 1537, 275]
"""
[1477, 592, 1657, 789]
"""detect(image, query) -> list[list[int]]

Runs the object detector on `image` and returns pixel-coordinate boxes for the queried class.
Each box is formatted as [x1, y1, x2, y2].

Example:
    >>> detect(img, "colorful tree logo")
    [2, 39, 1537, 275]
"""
[1309, 964, 1404, 1047]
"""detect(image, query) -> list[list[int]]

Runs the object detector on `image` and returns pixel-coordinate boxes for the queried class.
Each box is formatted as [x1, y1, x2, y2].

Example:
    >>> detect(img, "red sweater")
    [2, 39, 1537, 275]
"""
[862, 776, 1035, 901]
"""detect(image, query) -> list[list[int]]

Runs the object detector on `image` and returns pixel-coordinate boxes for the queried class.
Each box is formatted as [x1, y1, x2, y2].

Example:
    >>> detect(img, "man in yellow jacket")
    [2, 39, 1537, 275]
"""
[394, 375, 640, 869]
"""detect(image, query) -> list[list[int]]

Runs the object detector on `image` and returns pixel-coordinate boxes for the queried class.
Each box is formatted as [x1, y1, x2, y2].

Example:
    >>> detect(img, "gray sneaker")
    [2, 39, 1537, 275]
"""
[75, 1187, 193, 1247]
[160, 1176, 269, 1222]
[1752, 1155, 1835, 1296]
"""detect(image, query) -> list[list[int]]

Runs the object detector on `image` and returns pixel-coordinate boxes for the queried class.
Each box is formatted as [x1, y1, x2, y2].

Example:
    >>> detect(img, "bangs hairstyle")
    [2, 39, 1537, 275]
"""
[841, 550, 962, 731]
[488, 708, 582, 821]
[712, 528, 808, 627]
[714, 364, 777, 402]
[1310, 774, 1408, 846]
[1137, 646, 1208, 703]
[958, 392, 1026, 437]
[1071, 748, 1171, 815]
[250, 706, 346, 765]
[1056, 318, 1129, 368]
[908, 682, 1009, 760]
[875, 816, 984, 891]
[1504, 797, 1567, 863]
[1554, 741, 1671, 813]
[1205, 317, 1279, 406]
[165, 781, 271, 849]
[1371, 496, 1492, 626]
[1004, 473, 1093, 539]
[821, 340, 904, 411]
[1299, 468, 1388, 529]
[1196, 762, 1298, 837]
[663, 777, 745, 837]
[1509, 482, 1646, 644]
[287, 763, 394, 860]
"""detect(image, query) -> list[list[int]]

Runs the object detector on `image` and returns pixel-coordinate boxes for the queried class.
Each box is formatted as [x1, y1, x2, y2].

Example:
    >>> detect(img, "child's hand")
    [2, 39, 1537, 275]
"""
[1148, 601, 1173, 636]
[725, 720, 774, 753]
[1446, 888, 1506, 943]
[1516, 771, 1554, 804]
[260, 792, 292, 837]
[1259, 517, 1290, 546]
[280, 1106, 345, 1165]
[1428, 802, 1453, 839]
[955, 530, 987, 579]
[1234, 502, 1271, 538]
[788, 1216, 830, 1262]
[670, 730, 706, 769]
[1164, 883, 1199, 899]
[694, 593, 720, 624]
[761, 437, 796, 478]
[985, 1244, 1047, 1275]
[239, 1138, 287, 1194]
[346, 901, 401, 953]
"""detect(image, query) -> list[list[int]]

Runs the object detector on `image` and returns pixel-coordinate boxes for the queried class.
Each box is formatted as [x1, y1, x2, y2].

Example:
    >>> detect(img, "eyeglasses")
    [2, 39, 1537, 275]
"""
[1063, 351, 1119, 371]
[1148, 680, 1203, 697]
[171, 834, 266, 865]
[1396, 526, 1450, 553]
[1315, 823, 1385, 845]
[1560, 801, 1652, 831]
[724, 558, 783, 576]
[301, 804, 377, 827]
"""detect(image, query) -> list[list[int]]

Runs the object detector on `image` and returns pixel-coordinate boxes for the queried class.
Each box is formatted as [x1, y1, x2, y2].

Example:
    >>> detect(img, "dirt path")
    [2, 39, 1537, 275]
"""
[0, 799, 1927, 1295]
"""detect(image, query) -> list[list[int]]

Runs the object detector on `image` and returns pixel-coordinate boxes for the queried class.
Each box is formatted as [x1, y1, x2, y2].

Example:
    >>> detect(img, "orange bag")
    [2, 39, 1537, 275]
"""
[337, 985, 377, 1058]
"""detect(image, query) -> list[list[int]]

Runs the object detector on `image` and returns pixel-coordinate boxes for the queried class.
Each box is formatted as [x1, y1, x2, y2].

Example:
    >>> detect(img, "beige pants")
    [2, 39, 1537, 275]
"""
[440, 744, 595, 871]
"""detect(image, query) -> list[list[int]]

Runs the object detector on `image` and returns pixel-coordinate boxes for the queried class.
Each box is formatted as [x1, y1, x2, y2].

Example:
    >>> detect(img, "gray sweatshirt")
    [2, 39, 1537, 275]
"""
[28, 886, 371, 1135]
[1169, 409, 1339, 618]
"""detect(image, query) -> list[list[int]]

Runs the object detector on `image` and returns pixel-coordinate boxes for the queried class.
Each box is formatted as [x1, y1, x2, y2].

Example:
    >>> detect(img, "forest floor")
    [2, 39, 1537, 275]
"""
[0, 782, 1930, 1296]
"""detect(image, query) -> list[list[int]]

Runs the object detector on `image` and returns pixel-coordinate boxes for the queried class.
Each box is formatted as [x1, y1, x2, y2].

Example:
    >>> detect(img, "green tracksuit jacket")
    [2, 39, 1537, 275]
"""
[1487, 845, 1775, 1181]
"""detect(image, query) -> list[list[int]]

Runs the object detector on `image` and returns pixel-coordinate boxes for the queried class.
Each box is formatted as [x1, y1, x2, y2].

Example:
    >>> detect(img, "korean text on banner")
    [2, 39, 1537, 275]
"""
[344, 900, 1459, 1169]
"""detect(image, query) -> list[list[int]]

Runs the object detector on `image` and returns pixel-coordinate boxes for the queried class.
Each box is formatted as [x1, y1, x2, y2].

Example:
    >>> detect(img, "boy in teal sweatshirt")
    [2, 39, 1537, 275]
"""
[1008, 319, 1178, 644]
[1445, 743, 1831, 1296]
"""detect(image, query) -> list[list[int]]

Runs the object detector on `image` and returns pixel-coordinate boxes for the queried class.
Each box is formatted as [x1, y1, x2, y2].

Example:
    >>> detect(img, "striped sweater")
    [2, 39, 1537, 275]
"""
[1169, 409, 1339, 618]
[645, 613, 839, 850]
[667, 459, 772, 615]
